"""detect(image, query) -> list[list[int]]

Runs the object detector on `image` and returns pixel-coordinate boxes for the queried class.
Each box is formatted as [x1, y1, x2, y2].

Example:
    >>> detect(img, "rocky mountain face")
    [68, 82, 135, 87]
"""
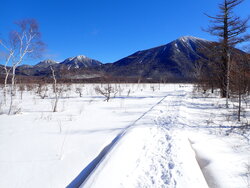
[3, 36, 226, 82]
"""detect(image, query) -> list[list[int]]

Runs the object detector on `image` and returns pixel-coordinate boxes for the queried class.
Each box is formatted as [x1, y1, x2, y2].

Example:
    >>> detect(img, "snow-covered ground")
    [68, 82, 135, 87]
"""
[0, 84, 249, 188]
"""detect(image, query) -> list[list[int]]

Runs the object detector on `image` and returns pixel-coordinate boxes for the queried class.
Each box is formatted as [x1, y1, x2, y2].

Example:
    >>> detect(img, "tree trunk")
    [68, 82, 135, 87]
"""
[4, 69, 9, 105]
[238, 90, 241, 121]
[8, 66, 17, 115]
[50, 66, 58, 112]
[226, 52, 230, 108]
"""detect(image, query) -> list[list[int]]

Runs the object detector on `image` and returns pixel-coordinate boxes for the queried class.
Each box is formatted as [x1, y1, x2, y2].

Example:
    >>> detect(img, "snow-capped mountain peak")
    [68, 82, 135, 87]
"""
[172, 36, 212, 54]
[63, 55, 88, 63]
[43, 59, 59, 64]
[60, 55, 102, 70]
[34, 59, 58, 68]
[177, 36, 210, 43]
[75, 55, 87, 60]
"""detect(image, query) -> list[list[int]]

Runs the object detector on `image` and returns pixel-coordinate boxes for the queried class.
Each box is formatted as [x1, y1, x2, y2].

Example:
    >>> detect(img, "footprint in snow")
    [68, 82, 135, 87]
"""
[168, 162, 175, 169]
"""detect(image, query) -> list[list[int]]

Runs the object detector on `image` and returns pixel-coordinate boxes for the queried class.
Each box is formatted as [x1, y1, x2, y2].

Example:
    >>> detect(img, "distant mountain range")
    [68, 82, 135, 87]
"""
[15, 55, 103, 79]
[1, 36, 236, 82]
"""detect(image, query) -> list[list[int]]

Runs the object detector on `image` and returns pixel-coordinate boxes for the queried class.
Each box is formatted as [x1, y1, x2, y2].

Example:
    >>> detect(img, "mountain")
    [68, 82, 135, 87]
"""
[60, 55, 102, 70]
[4, 36, 239, 82]
[34, 59, 59, 68]
[18, 64, 33, 68]
[103, 36, 212, 81]
[15, 59, 58, 76]
[14, 55, 103, 78]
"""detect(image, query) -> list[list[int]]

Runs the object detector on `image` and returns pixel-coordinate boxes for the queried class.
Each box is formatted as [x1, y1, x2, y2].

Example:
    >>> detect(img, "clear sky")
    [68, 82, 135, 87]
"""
[1, 0, 249, 64]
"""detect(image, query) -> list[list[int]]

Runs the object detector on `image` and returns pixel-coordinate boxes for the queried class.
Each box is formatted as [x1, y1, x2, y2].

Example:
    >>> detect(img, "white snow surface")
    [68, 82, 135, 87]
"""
[0, 84, 249, 188]
[83, 126, 209, 188]
[75, 55, 87, 60]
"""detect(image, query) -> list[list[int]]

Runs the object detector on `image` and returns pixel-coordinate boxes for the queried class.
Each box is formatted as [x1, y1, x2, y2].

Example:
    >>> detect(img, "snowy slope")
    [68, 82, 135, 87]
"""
[0, 84, 249, 188]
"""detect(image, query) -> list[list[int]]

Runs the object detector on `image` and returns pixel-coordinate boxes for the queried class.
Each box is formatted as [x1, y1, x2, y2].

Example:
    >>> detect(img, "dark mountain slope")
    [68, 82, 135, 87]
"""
[102, 36, 212, 81]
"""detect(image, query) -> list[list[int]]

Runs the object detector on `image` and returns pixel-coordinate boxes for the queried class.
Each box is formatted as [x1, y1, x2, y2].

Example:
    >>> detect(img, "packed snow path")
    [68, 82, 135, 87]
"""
[68, 90, 208, 188]
[68, 95, 169, 187]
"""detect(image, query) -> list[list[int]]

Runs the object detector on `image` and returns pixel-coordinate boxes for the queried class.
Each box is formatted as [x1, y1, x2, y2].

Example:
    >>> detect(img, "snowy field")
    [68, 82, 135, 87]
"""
[0, 83, 249, 188]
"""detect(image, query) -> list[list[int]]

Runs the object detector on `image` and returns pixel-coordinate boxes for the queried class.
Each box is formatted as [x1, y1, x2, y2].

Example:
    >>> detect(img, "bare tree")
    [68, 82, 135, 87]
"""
[230, 52, 250, 121]
[0, 42, 14, 104]
[36, 82, 48, 99]
[18, 84, 25, 100]
[75, 87, 83, 97]
[50, 66, 58, 112]
[95, 84, 115, 102]
[0, 19, 45, 114]
[205, 0, 250, 107]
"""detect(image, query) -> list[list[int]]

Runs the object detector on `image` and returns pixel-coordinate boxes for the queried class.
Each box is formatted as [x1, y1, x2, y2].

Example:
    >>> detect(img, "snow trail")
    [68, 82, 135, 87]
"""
[75, 89, 208, 188]
[67, 94, 170, 187]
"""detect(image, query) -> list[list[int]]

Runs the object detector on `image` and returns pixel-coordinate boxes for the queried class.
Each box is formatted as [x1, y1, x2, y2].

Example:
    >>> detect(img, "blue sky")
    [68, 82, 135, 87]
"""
[1, 0, 249, 64]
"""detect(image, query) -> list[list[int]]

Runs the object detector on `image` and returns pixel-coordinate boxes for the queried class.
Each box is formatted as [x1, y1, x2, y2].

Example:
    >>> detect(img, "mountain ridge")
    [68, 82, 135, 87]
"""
[101, 36, 212, 81]
[2, 36, 241, 82]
